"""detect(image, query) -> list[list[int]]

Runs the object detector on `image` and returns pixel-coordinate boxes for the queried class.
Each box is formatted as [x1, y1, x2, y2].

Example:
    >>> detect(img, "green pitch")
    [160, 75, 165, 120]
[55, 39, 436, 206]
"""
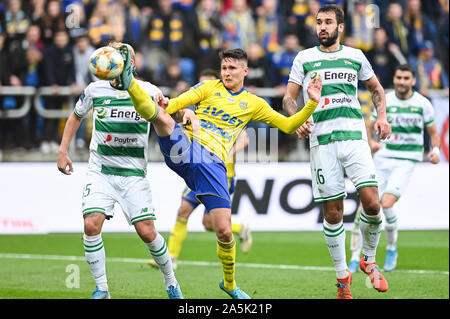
[0, 230, 448, 299]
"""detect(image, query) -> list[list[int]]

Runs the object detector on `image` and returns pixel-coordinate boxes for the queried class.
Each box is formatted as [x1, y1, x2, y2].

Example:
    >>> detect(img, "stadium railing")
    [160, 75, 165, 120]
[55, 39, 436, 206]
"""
[0, 86, 448, 162]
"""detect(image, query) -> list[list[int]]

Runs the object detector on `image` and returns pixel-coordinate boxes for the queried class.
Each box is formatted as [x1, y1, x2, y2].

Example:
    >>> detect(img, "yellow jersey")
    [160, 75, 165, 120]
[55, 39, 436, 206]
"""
[166, 79, 317, 162]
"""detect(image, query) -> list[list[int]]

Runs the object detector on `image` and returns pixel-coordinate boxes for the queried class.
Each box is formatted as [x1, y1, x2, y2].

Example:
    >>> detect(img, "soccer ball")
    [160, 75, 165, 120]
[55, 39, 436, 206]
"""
[89, 46, 124, 80]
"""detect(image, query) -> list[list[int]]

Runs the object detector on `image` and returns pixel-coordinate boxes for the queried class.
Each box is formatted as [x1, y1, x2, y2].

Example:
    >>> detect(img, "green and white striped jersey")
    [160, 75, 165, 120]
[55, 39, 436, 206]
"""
[371, 90, 435, 162]
[74, 80, 161, 177]
[288, 45, 374, 147]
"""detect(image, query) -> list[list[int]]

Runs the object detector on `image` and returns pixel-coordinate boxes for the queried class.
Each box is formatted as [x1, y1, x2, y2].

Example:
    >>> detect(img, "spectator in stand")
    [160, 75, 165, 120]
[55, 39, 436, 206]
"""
[301, 0, 321, 48]
[65, 1, 89, 41]
[141, 0, 194, 84]
[272, 33, 302, 87]
[0, 28, 30, 150]
[221, 0, 257, 51]
[88, 0, 125, 47]
[244, 42, 272, 90]
[366, 28, 398, 89]
[255, 0, 284, 58]
[192, 0, 224, 74]
[42, 29, 76, 154]
[404, 0, 436, 60]
[41, 0, 66, 45]
[382, 2, 409, 59]
[3, 0, 30, 45]
[117, 0, 141, 48]
[28, 0, 46, 31]
[437, 2, 449, 75]
[13, 24, 45, 149]
[158, 58, 189, 98]
[410, 40, 449, 98]
[73, 33, 97, 150]
[134, 50, 154, 83]
[347, 0, 373, 52]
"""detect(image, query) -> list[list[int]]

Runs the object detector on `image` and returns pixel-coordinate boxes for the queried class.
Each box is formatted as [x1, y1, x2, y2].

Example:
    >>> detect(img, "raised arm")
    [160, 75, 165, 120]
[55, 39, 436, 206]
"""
[363, 75, 391, 140]
[256, 77, 322, 134]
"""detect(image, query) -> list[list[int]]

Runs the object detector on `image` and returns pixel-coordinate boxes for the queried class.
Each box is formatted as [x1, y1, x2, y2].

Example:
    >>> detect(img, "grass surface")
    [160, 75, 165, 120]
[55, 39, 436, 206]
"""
[0, 230, 448, 299]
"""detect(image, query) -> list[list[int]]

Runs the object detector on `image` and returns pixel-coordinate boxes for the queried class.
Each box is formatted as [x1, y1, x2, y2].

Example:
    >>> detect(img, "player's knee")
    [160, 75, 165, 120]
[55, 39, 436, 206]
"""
[137, 227, 157, 243]
[364, 200, 380, 216]
[83, 214, 104, 235]
[215, 226, 233, 243]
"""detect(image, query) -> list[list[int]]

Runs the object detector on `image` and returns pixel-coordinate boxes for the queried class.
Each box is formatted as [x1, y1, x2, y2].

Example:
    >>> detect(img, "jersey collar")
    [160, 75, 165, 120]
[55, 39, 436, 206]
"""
[221, 80, 247, 96]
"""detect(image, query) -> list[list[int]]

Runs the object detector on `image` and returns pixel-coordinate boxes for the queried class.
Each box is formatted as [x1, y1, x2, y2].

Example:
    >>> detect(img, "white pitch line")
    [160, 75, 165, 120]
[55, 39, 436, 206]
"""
[0, 253, 448, 276]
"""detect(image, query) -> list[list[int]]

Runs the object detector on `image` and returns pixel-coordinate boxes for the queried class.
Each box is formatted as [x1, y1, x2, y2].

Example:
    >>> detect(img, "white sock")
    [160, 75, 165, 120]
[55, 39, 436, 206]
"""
[383, 207, 398, 251]
[323, 220, 348, 278]
[146, 233, 177, 289]
[83, 233, 108, 291]
[350, 228, 362, 261]
[359, 211, 382, 264]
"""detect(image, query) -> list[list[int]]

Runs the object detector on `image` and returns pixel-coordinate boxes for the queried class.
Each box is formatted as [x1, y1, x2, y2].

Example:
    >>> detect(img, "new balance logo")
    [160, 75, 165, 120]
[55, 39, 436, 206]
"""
[313, 62, 322, 67]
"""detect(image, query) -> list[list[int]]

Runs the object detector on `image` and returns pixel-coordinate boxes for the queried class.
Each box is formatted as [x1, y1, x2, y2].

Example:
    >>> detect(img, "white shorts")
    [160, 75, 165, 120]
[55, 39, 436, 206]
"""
[310, 140, 378, 203]
[81, 170, 156, 225]
[373, 154, 415, 199]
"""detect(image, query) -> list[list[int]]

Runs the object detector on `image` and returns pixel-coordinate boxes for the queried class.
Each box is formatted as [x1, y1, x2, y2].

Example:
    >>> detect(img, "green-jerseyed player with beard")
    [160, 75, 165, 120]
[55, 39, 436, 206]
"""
[283, 4, 392, 299]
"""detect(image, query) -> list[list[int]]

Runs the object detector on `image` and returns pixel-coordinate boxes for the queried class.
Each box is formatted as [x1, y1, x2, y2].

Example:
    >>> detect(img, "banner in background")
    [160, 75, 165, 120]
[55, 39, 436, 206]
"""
[0, 162, 448, 233]
[432, 97, 449, 162]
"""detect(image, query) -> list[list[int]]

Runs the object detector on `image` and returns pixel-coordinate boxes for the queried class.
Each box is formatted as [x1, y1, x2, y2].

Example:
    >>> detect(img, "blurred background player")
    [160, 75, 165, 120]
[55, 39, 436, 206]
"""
[348, 64, 441, 273]
[148, 69, 252, 271]
[56, 42, 184, 299]
[283, 4, 391, 299]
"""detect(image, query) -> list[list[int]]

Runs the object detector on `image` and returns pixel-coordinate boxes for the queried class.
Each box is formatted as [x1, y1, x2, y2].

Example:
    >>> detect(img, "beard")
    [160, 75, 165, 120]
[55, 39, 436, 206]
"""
[318, 27, 339, 47]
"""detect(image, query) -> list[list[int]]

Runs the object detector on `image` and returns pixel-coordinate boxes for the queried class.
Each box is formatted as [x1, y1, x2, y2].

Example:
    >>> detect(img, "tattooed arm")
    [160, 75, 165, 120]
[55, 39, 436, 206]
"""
[282, 82, 314, 139]
[363, 75, 391, 140]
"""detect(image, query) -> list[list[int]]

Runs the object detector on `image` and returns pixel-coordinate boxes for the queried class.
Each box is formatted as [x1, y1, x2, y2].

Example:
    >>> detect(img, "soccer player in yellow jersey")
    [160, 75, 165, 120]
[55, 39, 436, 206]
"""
[112, 46, 322, 299]
[148, 70, 252, 271]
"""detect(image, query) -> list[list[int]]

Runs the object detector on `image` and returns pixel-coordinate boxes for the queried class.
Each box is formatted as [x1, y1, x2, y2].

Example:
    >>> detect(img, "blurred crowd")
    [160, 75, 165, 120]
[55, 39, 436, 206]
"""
[0, 0, 448, 156]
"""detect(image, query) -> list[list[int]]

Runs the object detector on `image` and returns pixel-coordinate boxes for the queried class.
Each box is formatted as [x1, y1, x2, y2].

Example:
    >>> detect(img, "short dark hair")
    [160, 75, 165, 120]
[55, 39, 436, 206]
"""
[395, 64, 415, 77]
[219, 48, 248, 63]
[200, 68, 220, 79]
[317, 4, 345, 25]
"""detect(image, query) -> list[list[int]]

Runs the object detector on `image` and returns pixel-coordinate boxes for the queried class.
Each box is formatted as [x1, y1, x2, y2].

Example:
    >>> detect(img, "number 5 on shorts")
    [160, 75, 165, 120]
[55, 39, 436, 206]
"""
[315, 169, 325, 185]
[83, 183, 92, 197]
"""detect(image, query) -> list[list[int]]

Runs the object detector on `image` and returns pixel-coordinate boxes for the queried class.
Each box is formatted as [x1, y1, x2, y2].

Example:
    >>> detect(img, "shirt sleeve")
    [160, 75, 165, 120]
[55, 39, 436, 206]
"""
[166, 80, 210, 114]
[287, 52, 305, 86]
[358, 50, 375, 81]
[73, 85, 93, 118]
[251, 95, 317, 134]
[423, 97, 435, 126]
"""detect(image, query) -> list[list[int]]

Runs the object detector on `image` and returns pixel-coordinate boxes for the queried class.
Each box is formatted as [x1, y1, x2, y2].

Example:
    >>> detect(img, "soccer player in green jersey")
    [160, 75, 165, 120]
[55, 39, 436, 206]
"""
[57, 42, 184, 299]
[112, 45, 322, 298]
[283, 4, 391, 299]
[348, 64, 441, 273]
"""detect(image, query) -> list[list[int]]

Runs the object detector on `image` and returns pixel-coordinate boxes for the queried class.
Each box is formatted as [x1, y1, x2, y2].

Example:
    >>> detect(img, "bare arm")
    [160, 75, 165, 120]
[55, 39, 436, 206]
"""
[282, 82, 302, 116]
[366, 118, 382, 153]
[57, 112, 83, 175]
[363, 75, 391, 140]
[426, 124, 441, 164]
[282, 82, 314, 139]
